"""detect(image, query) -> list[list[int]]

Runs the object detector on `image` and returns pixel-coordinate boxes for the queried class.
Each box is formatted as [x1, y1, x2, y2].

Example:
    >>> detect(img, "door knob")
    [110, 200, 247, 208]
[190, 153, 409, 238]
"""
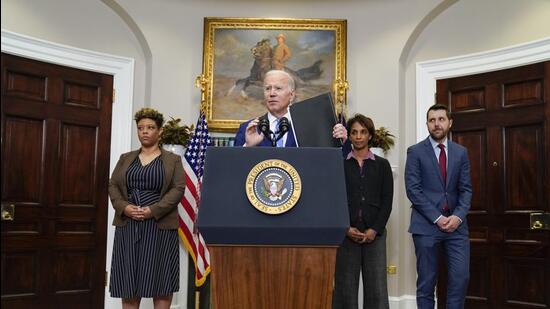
[1, 203, 15, 221]
[530, 213, 550, 230]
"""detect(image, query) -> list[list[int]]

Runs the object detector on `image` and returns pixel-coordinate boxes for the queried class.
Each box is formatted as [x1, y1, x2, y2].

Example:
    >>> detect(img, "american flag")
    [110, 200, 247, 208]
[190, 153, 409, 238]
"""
[178, 112, 211, 286]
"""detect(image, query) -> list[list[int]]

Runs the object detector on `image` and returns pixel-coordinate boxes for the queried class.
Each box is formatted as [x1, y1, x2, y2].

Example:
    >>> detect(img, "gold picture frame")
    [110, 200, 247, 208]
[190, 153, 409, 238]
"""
[199, 17, 347, 132]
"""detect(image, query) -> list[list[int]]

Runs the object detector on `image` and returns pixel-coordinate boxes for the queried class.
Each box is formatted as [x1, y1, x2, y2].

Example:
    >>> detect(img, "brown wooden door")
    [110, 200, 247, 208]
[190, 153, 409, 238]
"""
[435, 62, 550, 308]
[1, 53, 113, 308]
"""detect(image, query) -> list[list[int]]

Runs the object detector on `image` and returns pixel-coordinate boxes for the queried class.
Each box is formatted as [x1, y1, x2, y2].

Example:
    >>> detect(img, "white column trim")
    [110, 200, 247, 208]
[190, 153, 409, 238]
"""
[1, 29, 133, 309]
[415, 37, 550, 141]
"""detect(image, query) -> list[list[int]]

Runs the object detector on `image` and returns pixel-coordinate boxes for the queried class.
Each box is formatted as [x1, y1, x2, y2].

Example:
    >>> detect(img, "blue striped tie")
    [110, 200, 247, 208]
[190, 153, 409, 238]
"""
[276, 119, 284, 147]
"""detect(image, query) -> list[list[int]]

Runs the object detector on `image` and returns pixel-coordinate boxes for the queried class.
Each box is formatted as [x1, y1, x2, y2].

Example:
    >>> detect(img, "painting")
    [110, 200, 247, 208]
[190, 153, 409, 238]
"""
[199, 17, 347, 132]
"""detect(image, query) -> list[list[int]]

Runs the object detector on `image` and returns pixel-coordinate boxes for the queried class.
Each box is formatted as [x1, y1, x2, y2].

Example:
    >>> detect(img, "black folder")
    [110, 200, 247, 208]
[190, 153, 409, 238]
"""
[290, 92, 341, 147]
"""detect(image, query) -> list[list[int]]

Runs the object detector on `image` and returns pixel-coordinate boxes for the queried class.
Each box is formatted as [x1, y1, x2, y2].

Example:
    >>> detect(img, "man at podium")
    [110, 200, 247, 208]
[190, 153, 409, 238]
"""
[234, 70, 347, 147]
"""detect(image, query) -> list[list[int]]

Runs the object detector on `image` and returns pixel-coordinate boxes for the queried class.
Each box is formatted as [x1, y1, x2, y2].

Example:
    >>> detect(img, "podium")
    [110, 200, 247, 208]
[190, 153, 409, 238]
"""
[197, 147, 349, 309]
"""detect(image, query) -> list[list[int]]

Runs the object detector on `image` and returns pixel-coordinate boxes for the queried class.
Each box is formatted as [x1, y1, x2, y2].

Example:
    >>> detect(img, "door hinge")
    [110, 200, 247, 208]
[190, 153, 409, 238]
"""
[105, 271, 108, 287]
[112, 89, 116, 103]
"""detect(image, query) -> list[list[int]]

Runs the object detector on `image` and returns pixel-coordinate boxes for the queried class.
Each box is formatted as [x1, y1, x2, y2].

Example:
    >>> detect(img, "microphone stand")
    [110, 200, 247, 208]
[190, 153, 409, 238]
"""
[261, 117, 289, 147]
[273, 129, 288, 147]
[270, 132, 277, 147]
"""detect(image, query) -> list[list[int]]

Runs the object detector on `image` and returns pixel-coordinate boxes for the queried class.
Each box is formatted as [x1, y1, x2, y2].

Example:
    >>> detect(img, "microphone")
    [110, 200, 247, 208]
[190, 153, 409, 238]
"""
[277, 117, 290, 135]
[258, 118, 270, 135]
[274, 117, 290, 145]
[258, 118, 273, 145]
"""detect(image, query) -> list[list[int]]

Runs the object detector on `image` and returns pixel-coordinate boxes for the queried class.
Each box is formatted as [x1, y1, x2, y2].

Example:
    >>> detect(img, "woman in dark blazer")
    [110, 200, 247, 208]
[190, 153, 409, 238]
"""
[109, 108, 185, 309]
[333, 114, 394, 309]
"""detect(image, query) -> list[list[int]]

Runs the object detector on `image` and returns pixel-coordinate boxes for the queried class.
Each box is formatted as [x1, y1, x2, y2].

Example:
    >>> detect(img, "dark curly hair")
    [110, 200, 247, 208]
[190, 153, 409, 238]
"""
[346, 113, 375, 139]
[134, 108, 164, 128]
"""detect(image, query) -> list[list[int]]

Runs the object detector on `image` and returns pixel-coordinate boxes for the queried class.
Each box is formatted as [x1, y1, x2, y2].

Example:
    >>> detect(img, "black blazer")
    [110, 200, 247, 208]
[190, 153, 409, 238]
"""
[344, 155, 393, 234]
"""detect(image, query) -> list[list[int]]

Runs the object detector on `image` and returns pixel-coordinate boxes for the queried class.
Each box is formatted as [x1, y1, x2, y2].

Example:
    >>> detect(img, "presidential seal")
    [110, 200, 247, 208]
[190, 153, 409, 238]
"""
[245, 159, 302, 215]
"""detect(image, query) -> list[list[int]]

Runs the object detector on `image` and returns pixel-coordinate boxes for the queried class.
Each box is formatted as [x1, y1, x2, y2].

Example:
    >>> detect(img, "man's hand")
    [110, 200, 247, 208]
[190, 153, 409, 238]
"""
[441, 215, 461, 233]
[244, 118, 264, 147]
[436, 216, 450, 231]
[363, 228, 377, 243]
[333, 123, 347, 142]
[346, 227, 366, 244]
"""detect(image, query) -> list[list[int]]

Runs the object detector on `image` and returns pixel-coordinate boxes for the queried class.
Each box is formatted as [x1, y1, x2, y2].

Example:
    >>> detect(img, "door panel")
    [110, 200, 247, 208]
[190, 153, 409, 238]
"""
[467, 251, 490, 304]
[2, 250, 39, 297]
[453, 130, 487, 212]
[504, 257, 546, 307]
[503, 79, 544, 107]
[59, 123, 98, 205]
[436, 61, 550, 309]
[2, 116, 45, 205]
[504, 124, 545, 210]
[1, 53, 113, 308]
[5, 69, 47, 101]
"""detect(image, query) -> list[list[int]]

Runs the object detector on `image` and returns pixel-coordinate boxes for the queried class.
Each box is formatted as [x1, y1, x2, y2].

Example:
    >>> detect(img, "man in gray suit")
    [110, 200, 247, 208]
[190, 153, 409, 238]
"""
[405, 104, 472, 309]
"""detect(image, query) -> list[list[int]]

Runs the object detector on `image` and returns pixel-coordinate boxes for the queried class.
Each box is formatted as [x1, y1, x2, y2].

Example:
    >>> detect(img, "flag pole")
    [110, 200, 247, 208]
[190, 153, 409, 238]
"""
[195, 289, 200, 309]
[194, 74, 208, 309]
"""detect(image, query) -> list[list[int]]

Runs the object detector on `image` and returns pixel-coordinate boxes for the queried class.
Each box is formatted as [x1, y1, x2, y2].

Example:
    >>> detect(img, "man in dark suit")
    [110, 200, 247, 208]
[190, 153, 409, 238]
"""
[405, 104, 472, 309]
[234, 70, 347, 147]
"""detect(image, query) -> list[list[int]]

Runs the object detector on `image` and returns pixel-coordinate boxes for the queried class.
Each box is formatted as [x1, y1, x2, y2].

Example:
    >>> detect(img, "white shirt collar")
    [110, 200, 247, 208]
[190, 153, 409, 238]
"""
[267, 110, 292, 125]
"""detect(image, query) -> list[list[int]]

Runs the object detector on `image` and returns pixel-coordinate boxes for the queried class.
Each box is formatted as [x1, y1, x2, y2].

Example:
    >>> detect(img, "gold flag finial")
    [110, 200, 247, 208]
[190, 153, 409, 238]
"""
[333, 79, 349, 118]
[195, 74, 209, 113]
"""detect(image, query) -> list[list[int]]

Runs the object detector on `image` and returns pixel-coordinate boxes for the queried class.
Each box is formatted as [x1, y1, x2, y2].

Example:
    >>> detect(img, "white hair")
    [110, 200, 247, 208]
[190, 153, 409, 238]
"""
[264, 70, 295, 91]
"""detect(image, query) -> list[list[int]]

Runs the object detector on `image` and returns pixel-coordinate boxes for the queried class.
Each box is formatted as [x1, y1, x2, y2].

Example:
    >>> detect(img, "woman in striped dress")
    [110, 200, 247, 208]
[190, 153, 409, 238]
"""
[108, 108, 185, 309]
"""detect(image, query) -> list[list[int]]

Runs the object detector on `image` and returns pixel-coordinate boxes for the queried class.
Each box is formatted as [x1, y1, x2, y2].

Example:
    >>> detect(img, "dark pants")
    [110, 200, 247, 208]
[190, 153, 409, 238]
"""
[413, 232, 470, 309]
[332, 231, 389, 309]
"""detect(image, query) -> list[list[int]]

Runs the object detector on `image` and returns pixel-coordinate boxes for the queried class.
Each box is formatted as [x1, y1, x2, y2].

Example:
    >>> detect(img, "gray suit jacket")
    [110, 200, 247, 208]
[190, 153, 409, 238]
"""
[108, 148, 185, 229]
[405, 137, 472, 235]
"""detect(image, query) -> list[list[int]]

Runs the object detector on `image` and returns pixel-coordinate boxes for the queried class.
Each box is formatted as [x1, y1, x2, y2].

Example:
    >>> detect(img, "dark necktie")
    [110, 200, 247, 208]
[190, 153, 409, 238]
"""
[438, 144, 450, 213]
[438, 144, 446, 182]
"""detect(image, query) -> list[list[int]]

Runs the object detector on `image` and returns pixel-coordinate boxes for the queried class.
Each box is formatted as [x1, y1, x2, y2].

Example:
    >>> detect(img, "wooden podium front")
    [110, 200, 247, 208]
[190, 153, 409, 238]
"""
[197, 147, 349, 309]
[209, 246, 337, 309]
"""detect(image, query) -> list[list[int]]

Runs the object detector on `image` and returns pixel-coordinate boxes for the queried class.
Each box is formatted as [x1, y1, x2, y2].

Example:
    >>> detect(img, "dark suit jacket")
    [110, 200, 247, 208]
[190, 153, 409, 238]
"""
[108, 148, 185, 229]
[344, 155, 393, 234]
[234, 114, 297, 147]
[405, 137, 472, 235]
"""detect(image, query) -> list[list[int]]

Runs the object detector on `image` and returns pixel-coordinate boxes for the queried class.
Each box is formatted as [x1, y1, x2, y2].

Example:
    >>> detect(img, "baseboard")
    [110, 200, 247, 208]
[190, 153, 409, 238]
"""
[389, 294, 417, 309]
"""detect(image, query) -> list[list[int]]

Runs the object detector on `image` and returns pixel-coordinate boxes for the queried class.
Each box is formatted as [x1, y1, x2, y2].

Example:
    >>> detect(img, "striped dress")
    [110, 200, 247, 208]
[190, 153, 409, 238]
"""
[109, 156, 179, 298]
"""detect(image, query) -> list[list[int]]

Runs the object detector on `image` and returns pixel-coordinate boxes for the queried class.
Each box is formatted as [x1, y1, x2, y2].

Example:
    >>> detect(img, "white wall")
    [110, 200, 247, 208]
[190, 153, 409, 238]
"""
[3, 0, 550, 307]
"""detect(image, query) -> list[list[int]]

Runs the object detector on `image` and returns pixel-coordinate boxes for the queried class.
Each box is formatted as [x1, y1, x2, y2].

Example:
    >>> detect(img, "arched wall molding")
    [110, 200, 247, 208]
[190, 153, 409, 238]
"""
[415, 37, 550, 141]
[101, 0, 152, 106]
[398, 0, 459, 67]
[1, 29, 134, 309]
[397, 0, 458, 149]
